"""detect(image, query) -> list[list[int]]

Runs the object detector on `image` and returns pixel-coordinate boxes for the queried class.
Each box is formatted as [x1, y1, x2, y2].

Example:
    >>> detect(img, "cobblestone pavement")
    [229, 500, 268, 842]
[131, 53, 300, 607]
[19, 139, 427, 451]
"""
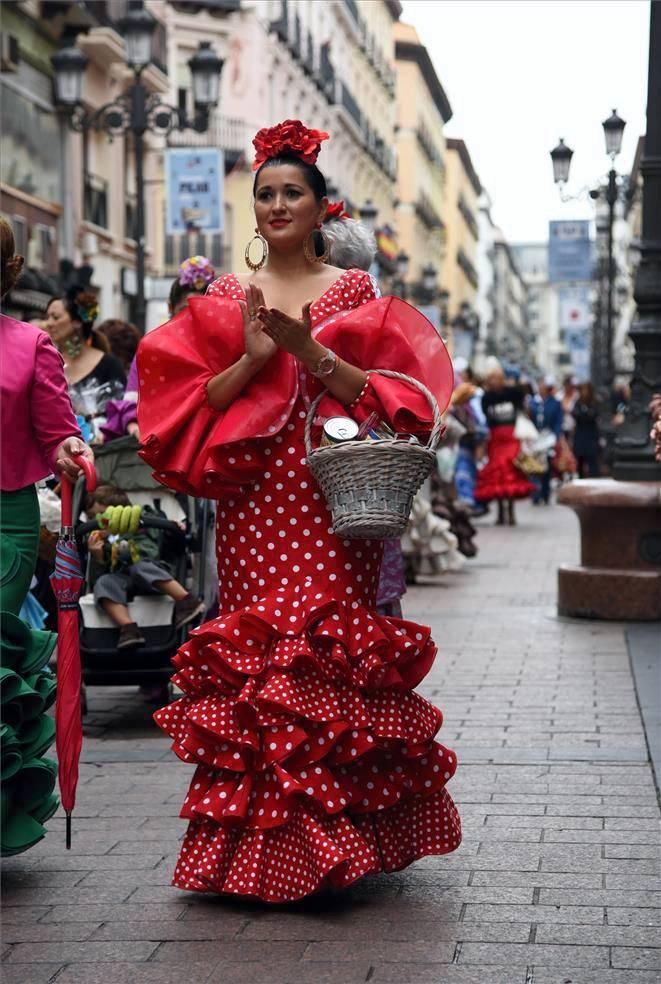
[2, 500, 660, 984]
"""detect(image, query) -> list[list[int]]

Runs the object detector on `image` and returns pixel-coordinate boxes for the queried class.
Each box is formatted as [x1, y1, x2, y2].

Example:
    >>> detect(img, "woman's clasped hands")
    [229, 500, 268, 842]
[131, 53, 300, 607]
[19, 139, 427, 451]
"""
[239, 283, 314, 366]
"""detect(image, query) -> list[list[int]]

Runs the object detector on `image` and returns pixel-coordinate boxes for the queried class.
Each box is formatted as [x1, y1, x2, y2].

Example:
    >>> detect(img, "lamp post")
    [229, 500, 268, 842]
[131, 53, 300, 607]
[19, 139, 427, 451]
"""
[550, 110, 626, 392]
[51, 2, 223, 332]
[394, 250, 409, 299]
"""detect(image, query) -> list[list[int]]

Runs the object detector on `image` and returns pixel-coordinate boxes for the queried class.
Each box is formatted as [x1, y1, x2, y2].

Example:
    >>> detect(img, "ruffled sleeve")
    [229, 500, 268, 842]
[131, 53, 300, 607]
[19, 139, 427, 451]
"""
[137, 294, 297, 497]
[313, 295, 453, 438]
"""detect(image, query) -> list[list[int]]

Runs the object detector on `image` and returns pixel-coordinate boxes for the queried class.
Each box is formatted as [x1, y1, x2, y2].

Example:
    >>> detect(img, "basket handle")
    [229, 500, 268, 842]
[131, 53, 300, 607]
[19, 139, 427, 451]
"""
[304, 368, 443, 456]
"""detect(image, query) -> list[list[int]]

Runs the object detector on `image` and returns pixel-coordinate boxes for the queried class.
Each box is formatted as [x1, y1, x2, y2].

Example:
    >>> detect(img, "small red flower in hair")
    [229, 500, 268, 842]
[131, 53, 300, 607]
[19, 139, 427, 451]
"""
[252, 119, 330, 171]
[324, 200, 350, 221]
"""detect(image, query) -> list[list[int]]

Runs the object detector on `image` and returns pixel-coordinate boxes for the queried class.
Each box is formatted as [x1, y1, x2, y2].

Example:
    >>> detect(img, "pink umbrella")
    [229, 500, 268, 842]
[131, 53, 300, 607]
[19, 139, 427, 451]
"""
[50, 454, 97, 848]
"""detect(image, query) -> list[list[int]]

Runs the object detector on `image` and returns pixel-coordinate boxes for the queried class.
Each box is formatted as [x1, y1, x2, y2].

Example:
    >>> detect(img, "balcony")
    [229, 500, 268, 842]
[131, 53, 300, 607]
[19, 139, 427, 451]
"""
[84, 173, 108, 230]
[458, 194, 478, 240]
[416, 122, 443, 168]
[457, 247, 479, 288]
[270, 0, 289, 44]
[415, 190, 443, 231]
[340, 82, 362, 129]
[167, 113, 255, 164]
[319, 42, 336, 102]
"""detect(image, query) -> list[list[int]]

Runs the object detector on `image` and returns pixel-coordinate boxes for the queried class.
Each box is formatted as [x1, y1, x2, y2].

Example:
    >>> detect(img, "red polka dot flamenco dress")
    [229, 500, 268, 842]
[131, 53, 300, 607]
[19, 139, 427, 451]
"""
[137, 269, 462, 902]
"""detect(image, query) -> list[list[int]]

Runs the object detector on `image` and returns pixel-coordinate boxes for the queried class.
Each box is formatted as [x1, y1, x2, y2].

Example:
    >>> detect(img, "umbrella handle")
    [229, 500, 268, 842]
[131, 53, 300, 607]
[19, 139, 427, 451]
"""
[61, 454, 97, 528]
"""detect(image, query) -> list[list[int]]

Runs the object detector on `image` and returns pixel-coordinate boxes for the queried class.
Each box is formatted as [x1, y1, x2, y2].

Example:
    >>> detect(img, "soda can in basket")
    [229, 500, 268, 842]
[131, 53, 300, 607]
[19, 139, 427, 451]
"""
[320, 417, 360, 447]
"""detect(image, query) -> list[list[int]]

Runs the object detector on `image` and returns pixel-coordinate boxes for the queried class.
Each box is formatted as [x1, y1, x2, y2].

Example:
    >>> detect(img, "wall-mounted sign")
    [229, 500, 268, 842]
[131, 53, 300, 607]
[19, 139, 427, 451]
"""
[165, 148, 224, 236]
[549, 220, 592, 283]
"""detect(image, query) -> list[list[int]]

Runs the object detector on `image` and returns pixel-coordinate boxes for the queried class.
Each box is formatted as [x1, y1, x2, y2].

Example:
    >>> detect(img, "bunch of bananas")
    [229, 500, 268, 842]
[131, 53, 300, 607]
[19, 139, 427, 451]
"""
[98, 504, 142, 535]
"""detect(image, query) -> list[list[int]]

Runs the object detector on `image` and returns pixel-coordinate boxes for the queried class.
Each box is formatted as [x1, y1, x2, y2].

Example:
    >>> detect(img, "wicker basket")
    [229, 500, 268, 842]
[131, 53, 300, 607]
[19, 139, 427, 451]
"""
[305, 369, 442, 539]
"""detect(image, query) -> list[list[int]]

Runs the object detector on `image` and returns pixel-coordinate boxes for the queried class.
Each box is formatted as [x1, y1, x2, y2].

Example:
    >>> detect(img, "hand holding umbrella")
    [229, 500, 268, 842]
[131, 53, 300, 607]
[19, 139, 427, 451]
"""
[50, 451, 96, 848]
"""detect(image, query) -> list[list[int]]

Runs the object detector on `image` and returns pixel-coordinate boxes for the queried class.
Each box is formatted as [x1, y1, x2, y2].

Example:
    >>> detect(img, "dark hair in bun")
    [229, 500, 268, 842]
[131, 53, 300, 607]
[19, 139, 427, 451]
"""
[47, 286, 109, 352]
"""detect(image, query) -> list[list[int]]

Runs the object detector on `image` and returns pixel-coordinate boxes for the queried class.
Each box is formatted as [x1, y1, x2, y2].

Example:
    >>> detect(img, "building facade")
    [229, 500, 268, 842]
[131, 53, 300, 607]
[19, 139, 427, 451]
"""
[442, 137, 481, 320]
[1, 0, 171, 326]
[167, 0, 401, 292]
[393, 20, 451, 298]
[490, 237, 530, 374]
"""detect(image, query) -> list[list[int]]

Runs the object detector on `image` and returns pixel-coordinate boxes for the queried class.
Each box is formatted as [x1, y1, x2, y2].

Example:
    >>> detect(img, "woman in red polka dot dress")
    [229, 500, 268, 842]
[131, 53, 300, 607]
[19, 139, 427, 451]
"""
[137, 121, 461, 902]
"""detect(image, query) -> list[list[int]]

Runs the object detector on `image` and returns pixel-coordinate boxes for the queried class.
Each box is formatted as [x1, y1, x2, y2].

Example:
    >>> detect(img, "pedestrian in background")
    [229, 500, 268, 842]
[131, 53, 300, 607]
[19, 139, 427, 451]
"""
[531, 375, 563, 505]
[572, 382, 600, 477]
[96, 319, 140, 374]
[45, 288, 126, 442]
[475, 360, 535, 525]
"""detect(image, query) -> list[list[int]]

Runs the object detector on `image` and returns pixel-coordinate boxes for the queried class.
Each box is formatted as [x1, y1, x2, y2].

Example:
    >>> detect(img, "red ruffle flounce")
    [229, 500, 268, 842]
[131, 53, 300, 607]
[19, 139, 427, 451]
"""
[154, 585, 461, 902]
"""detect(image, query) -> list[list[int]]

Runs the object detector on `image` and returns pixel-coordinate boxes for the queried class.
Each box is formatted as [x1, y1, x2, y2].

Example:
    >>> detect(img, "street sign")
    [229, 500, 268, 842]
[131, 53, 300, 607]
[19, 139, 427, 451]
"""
[548, 220, 592, 282]
[559, 285, 591, 330]
[165, 148, 224, 236]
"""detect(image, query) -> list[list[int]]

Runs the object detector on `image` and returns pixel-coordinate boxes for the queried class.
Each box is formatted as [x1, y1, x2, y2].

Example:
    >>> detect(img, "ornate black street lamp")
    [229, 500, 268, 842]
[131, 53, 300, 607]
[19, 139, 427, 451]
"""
[393, 250, 409, 299]
[51, 2, 223, 331]
[550, 110, 626, 390]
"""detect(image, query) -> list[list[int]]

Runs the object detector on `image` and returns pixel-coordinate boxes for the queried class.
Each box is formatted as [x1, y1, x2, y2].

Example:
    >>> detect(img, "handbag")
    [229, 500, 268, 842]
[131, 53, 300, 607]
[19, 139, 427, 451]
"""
[514, 451, 546, 476]
[514, 413, 539, 443]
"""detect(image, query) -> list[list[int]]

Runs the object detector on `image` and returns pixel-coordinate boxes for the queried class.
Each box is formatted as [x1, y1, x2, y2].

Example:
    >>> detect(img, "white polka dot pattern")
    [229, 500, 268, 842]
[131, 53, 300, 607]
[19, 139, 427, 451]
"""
[152, 269, 461, 902]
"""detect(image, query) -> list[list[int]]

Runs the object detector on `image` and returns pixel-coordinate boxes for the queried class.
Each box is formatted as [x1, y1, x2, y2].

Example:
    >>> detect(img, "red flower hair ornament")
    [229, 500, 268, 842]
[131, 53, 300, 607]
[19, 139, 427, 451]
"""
[252, 119, 330, 171]
[324, 200, 351, 221]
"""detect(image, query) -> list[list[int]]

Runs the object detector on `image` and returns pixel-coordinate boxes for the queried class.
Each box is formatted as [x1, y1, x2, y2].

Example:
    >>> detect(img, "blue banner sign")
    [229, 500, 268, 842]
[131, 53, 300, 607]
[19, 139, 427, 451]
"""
[548, 220, 592, 283]
[166, 148, 223, 235]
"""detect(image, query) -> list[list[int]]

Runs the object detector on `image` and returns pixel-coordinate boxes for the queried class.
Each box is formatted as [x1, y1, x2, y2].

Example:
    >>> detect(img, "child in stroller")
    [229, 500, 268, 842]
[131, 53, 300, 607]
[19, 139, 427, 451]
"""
[85, 484, 204, 650]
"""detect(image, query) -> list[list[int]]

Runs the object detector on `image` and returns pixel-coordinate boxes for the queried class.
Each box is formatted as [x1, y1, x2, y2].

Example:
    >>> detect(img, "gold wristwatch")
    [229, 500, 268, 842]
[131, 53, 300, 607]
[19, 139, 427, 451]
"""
[311, 348, 339, 378]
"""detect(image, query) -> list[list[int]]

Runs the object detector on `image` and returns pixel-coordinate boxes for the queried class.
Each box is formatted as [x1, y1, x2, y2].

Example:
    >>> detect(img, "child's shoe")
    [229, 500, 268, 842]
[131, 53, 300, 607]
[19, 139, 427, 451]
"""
[117, 622, 146, 649]
[174, 594, 205, 629]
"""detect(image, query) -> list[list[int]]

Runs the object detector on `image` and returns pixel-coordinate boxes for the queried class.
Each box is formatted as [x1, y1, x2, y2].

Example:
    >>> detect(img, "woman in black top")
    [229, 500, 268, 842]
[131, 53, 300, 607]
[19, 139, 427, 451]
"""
[45, 287, 126, 440]
[475, 365, 535, 525]
[572, 382, 600, 478]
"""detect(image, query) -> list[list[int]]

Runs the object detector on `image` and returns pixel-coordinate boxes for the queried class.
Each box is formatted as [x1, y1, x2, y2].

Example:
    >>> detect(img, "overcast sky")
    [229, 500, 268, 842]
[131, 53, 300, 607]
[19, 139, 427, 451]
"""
[400, 0, 650, 244]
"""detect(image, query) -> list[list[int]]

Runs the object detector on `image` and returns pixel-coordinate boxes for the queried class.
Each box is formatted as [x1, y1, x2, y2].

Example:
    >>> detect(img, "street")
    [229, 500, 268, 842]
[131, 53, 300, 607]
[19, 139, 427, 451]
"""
[2, 499, 660, 984]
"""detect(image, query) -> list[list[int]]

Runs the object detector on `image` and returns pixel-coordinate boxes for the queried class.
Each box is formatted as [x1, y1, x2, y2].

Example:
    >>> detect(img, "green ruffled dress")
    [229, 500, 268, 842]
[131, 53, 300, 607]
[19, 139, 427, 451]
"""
[1, 484, 59, 855]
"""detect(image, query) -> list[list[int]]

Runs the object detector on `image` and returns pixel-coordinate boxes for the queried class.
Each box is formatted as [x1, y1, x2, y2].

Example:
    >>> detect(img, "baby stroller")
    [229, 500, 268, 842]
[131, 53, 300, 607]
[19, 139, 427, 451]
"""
[72, 436, 212, 703]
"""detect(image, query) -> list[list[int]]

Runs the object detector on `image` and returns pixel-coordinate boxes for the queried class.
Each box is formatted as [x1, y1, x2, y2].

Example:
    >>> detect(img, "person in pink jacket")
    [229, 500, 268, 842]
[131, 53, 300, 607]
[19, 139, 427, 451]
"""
[1, 215, 93, 629]
[1, 216, 94, 855]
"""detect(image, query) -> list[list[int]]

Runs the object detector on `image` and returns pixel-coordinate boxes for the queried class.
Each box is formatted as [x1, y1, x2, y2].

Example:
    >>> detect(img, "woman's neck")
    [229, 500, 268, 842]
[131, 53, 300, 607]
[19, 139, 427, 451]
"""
[264, 247, 318, 279]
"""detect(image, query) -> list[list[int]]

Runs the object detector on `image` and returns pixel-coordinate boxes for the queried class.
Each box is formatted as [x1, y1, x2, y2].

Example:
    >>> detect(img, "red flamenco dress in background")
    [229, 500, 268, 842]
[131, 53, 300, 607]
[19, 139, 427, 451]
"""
[137, 269, 461, 902]
[476, 386, 536, 503]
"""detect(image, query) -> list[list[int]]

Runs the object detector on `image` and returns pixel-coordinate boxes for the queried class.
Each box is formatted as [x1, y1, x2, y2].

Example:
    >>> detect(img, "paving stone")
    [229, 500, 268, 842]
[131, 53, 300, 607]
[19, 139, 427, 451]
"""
[0, 906, 52, 925]
[611, 947, 661, 970]
[39, 903, 190, 923]
[532, 971, 661, 984]
[370, 968, 528, 984]
[0, 966, 67, 984]
[151, 941, 307, 962]
[205, 962, 371, 984]
[537, 923, 661, 946]
[469, 871, 602, 889]
[90, 919, 243, 941]
[0, 923, 102, 943]
[458, 942, 610, 967]
[462, 904, 604, 924]
[539, 889, 661, 907]
[303, 941, 455, 962]
[54, 963, 217, 984]
[6, 941, 158, 963]
[607, 907, 661, 926]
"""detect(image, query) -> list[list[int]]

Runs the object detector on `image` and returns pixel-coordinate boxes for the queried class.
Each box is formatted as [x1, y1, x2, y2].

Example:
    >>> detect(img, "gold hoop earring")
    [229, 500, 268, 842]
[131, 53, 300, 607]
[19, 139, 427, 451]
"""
[303, 229, 330, 264]
[245, 233, 268, 271]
